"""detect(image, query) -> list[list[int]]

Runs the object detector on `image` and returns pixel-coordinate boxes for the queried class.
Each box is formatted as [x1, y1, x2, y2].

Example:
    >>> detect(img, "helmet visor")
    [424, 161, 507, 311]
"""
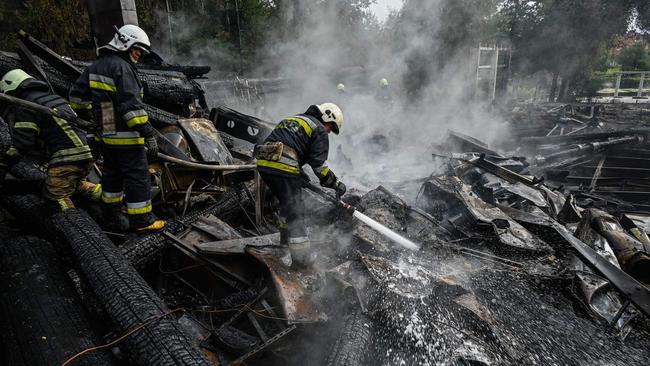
[132, 43, 150, 55]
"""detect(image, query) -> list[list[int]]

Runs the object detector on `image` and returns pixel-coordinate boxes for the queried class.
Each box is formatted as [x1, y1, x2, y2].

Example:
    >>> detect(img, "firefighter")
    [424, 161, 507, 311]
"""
[256, 103, 346, 267]
[0, 69, 96, 212]
[375, 78, 393, 103]
[69, 24, 165, 233]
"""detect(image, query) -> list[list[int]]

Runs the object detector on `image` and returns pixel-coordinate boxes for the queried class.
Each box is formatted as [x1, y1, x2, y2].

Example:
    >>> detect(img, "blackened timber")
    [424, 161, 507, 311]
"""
[468, 154, 541, 186]
[535, 136, 644, 164]
[500, 205, 650, 317]
[18, 30, 81, 77]
[16, 40, 53, 92]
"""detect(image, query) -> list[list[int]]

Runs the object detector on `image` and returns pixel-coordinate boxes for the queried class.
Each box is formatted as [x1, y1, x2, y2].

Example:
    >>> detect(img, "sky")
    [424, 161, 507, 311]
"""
[369, 0, 403, 22]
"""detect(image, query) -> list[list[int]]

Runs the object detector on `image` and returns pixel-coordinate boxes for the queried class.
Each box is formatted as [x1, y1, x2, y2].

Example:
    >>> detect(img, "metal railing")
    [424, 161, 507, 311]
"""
[613, 71, 650, 98]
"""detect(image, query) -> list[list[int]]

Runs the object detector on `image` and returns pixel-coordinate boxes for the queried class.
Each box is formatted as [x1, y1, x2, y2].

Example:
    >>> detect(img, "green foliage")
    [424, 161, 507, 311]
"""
[617, 41, 650, 71]
[0, 0, 92, 59]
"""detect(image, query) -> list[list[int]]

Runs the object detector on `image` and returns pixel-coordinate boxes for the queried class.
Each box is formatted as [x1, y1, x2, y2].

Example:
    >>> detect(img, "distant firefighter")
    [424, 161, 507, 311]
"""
[375, 78, 393, 103]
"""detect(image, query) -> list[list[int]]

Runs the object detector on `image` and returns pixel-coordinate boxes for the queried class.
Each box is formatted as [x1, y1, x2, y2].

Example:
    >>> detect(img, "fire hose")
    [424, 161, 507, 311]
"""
[304, 182, 421, 251]
[0, 92, 94, 130]
[156, 153, 256, 171]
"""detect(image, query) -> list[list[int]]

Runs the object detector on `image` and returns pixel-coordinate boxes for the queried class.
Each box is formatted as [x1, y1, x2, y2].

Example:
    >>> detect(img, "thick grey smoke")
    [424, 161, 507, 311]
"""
[256, 0, 511, 200]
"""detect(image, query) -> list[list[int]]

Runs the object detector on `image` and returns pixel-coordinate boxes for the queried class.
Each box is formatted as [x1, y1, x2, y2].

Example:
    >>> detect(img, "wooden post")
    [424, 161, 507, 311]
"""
[614, 73, 622, 98]
[254, 170, 264, 228]
[638, 73, 646, 98]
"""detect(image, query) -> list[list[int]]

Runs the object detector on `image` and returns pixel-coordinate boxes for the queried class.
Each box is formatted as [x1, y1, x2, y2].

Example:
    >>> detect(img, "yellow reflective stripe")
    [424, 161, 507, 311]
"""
[51, 146, 92, 158]
[127, 204, 152, 215]
[70, 101, 92, 110]
[14, 121, 40, 132]
[101, 137, 145, 145]
[257, 159, 301, 174]
[52, 116, 84, 147]
[50, 146, 93, 164]
[288, 240, 311, 249]
[317, 166, 330, 178]
[126, 115, 149, 128]
[6, 147, 18, 156]
[286, 117, 313, 137]
[102, 192, 123, 204]
[50, 153, 93, 165]
[57, 198, 74, 211]
[102, 196, 123, 204]
[89, 80, 117, 92]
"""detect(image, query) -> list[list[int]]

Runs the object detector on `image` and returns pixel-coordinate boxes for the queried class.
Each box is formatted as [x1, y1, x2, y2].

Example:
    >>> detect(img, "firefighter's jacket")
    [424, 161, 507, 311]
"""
[69, 51, 153, 147]
[257, 108, 339, 188]
[10, 79, 92, 167]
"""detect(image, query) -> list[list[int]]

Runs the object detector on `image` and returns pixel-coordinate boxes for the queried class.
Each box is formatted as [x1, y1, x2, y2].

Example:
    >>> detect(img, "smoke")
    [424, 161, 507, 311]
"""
[253, 0, 510, 201]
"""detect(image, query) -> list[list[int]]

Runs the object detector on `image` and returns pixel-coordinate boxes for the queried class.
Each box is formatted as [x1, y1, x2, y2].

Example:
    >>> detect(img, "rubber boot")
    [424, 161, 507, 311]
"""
[289, 242, 317, 269]
[102, 204, 129, 233]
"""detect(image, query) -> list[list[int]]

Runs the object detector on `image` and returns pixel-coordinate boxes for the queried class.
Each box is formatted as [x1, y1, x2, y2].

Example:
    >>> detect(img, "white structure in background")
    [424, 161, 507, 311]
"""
[613, 71, 650, 99]
[474, 44, 512, 102]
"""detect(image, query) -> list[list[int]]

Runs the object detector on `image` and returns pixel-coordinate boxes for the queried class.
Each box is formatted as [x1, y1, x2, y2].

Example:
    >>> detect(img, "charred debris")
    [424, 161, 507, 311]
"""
[0, 32, 650, 366]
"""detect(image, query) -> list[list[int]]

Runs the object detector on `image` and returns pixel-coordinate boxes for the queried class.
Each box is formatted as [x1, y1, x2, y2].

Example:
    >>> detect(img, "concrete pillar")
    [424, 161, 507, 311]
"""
[86, 0, 139, 48]
[614, 73, 622, 98]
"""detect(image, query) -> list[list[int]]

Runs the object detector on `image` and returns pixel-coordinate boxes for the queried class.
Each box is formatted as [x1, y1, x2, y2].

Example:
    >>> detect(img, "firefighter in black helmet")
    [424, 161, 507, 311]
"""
[256, 103, 346, 267]
[69, 24, 165, 233]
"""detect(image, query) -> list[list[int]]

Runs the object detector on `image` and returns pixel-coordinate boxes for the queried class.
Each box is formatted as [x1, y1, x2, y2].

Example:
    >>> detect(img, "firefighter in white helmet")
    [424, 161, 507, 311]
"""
[256, 103, 346, 267]
[69, 24, 165, 234]
[375, 78, 393, 103]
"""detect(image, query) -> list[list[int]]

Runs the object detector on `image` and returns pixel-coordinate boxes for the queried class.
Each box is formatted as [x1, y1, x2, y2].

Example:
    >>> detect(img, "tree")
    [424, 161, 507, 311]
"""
[498, 0, 650, 101]
[617, 41, 650, 71]
[0, 0, 92, 59]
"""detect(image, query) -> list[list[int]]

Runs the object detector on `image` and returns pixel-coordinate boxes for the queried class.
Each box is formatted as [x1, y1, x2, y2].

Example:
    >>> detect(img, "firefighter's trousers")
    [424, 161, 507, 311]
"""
[100, 145, 154, 228]
[259, 172, 309, 249]
[43, 162, 92, 212]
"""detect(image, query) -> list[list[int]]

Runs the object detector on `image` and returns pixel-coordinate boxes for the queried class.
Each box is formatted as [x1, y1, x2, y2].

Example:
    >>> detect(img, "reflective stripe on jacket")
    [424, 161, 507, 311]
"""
[69, 52, 152, 146]
[11, 79, 92, 167]
[257, 111, 338, 188]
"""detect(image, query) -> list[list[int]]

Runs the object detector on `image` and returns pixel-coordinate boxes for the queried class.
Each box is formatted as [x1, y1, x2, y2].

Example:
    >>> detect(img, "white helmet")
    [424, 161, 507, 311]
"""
[100, 24, 151, 54]
[337, 83, 345, 91]
[380, 78, 389, 87]
[317, 103, 344, 135]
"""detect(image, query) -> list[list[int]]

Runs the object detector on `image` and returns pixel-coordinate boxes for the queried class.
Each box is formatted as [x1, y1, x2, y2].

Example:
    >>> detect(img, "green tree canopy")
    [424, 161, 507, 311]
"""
[617, 41, 650, 71]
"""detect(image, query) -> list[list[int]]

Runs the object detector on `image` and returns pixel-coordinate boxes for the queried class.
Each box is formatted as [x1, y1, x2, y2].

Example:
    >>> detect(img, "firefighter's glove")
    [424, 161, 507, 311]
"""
[145, 137, 158, 162]
[334, 180, 346, 198]
[300, 171, 311, 187]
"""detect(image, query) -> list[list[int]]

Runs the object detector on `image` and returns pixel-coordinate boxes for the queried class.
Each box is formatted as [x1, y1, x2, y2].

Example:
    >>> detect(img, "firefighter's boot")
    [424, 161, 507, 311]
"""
[130, 212, 166, 234]
[102, 204, 129, 233]
[289, 239, 317, 269]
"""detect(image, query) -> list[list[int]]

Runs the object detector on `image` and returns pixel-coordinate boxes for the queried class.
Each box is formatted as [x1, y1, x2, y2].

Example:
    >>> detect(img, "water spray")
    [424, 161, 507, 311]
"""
[305, 183, 421, 251]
